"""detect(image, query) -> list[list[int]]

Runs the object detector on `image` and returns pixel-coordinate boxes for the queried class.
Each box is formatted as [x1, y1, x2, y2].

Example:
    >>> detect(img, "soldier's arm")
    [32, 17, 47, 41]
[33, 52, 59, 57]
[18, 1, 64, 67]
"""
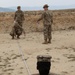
[22, 11, 25, 21]
[14, 12, 17, 20]
[46, 12, 53, 24]
[51, 13, 53, 23]
[37, 12, 44, 22]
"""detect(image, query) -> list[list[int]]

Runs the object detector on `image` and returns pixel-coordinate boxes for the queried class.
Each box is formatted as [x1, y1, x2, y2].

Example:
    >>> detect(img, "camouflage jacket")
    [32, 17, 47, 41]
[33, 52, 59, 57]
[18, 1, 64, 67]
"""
[38, 10, 53, 25]
[14, 10, 25, 22]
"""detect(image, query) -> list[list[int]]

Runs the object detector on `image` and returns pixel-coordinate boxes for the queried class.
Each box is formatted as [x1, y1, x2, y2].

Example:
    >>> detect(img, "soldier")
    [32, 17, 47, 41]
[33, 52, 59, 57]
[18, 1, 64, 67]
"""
[10, 21, 25, 39]
[14, 6, 25, 39]
[37, 4, 53, 44]
[10, 6, 25, 39]
[14, 6, 25, 27]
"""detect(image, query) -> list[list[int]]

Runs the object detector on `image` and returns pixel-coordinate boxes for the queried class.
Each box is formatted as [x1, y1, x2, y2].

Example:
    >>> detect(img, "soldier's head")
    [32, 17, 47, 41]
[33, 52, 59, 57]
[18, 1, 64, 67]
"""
[17, 6, 21, 10]
[43, 4, 49, 11]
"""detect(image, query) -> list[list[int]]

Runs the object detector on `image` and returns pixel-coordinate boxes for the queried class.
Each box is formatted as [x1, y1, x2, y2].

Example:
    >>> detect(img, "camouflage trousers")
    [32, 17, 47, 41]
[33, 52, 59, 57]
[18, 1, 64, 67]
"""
[43, 25, 52, 40]
[17, 21, 23, 27]
[10, 22, 23, 37]
[10, 27, 22, 37]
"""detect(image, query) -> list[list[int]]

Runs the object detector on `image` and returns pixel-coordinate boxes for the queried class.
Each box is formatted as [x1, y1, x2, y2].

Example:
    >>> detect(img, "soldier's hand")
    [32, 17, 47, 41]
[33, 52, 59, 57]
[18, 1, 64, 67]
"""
[14, 21, 16, 23]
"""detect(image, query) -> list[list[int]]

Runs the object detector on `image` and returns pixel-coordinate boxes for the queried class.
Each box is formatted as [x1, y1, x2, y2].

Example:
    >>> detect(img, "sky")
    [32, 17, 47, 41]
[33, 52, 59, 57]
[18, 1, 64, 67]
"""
[0, 0, 75, 7]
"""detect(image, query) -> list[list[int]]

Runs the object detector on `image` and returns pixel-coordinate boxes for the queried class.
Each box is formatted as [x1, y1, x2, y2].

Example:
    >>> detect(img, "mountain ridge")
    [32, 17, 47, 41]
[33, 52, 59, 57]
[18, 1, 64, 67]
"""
[0, 7, 15, 12]
[9, 5, 75, 10]
[0, 5, 75, 12]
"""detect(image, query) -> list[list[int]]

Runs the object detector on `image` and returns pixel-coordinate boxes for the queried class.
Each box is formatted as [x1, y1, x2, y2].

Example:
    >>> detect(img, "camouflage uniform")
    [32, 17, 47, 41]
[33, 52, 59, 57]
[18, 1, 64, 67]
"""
[10, 22, 23, 39]
[14, 10, 25, 27]
[38, 10, 53, 43]
[10, 9, 25, 39]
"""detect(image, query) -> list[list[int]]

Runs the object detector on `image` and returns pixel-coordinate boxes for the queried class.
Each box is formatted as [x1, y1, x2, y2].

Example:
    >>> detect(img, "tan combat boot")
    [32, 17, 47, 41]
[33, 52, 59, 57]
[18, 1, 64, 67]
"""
[12, 36, 14, 39]
[17, 35, 20, 39]
[42, 39, 48, 44]
[48, 39, 51, 44]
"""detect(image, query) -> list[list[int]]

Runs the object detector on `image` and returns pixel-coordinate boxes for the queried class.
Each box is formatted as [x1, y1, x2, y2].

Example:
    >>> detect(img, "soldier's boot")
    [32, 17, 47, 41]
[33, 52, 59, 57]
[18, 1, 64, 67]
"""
[12, 36, 14, 39]
[17, 35, 20, 39]
[48, 38, 51, 44]
[42, 39, 48, 44]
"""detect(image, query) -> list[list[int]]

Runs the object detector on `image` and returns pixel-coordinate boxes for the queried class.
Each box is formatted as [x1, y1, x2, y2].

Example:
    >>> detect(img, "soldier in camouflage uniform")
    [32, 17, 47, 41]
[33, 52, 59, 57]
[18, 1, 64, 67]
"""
[37, 4, 53, 44]
[14, 6, 25, 27]
[10, 21, 25, 39]
[10, 22, 21, 39]
[14, 6, 25, 39]
[10, 6, 25, 39]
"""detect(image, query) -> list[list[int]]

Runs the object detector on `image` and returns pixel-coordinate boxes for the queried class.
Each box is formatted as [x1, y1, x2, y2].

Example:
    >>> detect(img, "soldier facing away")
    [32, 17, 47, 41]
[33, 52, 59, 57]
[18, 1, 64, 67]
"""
[37, 4, 53, 44]
[14, 6, 25, 27]
[14, 6, 25, 39]
[10, 6, 25, 39]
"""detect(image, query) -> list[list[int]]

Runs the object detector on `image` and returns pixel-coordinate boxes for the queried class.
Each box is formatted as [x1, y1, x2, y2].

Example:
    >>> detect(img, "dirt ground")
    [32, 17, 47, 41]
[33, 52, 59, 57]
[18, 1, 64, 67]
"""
[0, 30, 75, 75]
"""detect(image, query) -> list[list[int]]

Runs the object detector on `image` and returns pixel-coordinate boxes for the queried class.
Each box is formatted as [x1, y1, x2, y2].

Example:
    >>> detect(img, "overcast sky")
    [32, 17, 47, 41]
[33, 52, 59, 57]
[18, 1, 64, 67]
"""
[0, 0, 75, 7]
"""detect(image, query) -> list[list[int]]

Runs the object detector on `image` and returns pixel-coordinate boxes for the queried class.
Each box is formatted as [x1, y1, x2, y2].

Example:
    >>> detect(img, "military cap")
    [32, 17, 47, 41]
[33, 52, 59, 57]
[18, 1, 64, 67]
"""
[17, 6, 21, 9]
[43, 4, 49, 8]
[37, 55, 52, 62]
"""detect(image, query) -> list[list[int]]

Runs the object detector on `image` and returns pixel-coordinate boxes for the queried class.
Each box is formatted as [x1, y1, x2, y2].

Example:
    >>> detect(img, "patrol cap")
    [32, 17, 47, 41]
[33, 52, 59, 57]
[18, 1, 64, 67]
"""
[17, 6, 21, 9]
[37, 55, 52, 62]
[43, 4, 49, 8]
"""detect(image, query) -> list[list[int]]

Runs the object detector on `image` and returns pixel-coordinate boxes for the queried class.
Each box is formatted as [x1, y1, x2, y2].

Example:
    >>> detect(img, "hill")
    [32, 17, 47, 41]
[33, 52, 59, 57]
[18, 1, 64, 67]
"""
[0, 7, 15, 12]
[0, 9, 75, 33]
[10, 5, 75, 11]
